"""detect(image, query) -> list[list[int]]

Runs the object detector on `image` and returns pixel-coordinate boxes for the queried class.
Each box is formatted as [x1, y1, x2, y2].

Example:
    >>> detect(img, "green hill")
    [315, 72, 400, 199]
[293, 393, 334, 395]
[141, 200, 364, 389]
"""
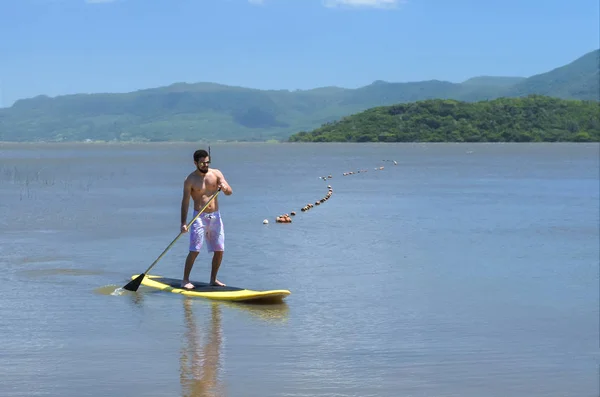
[288, 95, 600, 143]
[0, 49, 598, 143]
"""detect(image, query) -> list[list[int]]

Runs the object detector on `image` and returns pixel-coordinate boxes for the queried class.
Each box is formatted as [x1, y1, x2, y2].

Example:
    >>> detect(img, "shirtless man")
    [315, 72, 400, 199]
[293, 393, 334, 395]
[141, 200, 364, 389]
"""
[180, 149, 232, 289]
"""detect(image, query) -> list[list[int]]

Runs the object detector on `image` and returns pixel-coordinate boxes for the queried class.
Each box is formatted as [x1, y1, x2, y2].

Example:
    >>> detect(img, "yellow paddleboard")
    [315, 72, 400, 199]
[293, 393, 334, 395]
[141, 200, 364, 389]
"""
[131, 274, 291, 303]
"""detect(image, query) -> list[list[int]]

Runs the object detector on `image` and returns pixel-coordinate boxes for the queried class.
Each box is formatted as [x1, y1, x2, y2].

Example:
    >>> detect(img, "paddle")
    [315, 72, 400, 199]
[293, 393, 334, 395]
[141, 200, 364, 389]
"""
[122, 187, 222, 292]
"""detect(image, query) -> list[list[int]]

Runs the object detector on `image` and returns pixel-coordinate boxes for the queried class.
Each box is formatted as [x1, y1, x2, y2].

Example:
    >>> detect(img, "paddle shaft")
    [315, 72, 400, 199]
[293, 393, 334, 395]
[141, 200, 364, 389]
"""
[143, 187, 221, 274]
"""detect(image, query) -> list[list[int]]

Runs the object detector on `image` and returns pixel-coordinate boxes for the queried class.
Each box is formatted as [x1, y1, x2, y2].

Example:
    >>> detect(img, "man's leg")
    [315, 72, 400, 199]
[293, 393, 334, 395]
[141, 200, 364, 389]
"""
[182, 251, 199, 289]
[210, 251, 225, 286]
[207, 214, 225, 287]
[184, 215, 203, 289]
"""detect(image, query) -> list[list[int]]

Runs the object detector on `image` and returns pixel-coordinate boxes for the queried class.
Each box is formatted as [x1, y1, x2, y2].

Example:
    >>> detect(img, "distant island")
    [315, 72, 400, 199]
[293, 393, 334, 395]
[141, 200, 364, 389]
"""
[0, 49, 598, 143]
[288, 95, 600, 143]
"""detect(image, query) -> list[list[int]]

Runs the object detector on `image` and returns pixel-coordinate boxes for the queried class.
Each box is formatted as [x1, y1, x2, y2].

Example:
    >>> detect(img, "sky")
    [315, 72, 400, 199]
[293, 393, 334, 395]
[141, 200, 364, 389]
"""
[0, 0, 598, 107]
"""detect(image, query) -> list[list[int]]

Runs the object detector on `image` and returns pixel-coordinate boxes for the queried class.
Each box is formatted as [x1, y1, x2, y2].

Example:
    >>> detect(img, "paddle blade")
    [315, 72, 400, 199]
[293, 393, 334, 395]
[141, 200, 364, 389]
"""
[122, 273, 145, 292]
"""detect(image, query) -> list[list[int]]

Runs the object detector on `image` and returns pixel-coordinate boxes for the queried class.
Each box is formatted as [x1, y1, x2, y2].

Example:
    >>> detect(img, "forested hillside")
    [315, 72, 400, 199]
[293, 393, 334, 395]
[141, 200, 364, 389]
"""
[288, 96, 600, 143]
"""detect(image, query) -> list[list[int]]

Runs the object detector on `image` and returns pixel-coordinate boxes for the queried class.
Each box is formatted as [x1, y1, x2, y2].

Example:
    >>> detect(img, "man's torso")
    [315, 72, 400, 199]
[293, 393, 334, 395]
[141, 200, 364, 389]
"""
[188, 169, 220, 212]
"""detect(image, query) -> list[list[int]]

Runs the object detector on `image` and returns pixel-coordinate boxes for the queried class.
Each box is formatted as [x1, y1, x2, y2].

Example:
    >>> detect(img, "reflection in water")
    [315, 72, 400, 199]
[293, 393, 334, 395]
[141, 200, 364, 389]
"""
[222, 301, 290, 324]
[180, 299, 225, 397]
[179, 298, 290, 397]
[127, 290, 146, 307]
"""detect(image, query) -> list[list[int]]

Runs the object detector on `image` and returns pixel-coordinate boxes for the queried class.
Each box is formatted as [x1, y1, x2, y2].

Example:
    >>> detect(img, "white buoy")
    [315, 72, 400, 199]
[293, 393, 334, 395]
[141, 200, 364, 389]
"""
[263, 219, 269, 224]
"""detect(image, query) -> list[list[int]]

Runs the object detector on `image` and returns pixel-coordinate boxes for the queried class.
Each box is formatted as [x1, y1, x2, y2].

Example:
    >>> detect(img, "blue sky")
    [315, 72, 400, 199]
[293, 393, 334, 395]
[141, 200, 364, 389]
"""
[0, 0, 598, 107]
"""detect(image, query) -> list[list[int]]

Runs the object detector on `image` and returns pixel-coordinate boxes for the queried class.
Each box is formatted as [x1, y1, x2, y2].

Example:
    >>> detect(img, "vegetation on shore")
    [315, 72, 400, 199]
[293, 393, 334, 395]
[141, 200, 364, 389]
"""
[287, 95, 600, 143]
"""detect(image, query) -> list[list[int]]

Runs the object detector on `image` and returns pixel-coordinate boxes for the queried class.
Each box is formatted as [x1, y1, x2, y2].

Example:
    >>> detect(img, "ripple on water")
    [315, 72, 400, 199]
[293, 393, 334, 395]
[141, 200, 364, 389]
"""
[94, 285, 128, 296]
[19, 268, 106, 278]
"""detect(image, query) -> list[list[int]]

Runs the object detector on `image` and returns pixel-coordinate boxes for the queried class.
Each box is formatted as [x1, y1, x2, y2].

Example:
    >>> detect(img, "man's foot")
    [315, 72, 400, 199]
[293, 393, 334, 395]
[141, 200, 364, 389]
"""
[210, 279, 226, 287]
[181, 281, 195, 290]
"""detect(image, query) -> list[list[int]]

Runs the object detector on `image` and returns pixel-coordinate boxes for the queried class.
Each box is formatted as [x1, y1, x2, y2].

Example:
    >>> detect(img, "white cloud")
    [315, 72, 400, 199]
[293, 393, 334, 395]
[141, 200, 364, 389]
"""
[323, 0, 404, 8]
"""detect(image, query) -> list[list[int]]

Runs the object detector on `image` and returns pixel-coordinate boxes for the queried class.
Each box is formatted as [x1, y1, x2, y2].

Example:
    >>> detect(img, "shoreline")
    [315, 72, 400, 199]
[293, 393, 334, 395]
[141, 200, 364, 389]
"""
[1, 140, 598, 145]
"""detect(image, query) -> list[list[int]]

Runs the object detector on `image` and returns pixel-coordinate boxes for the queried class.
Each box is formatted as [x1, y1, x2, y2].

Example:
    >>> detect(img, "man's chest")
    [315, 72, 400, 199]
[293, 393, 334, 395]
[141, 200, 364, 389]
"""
[191, 174, 218, 190]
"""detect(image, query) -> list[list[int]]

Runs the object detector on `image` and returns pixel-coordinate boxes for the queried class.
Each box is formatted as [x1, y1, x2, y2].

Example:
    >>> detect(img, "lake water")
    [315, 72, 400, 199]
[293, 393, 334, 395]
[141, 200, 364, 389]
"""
[0, 142, 598, 397]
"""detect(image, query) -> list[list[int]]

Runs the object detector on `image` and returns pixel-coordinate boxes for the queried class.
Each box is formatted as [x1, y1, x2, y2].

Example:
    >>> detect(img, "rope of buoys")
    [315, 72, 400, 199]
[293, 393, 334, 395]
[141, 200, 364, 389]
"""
[301, 184, 332, 213]
[264, 160, 396, 225]
[274, 213, 293, 223]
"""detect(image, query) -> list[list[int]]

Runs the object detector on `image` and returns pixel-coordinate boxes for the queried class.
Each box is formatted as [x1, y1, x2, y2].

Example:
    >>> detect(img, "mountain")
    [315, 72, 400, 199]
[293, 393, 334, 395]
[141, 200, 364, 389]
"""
[507, 49, 599, 101]
[0, 49, 598, 143]
[288, 95, 600, 143]
[461, 76, 527, 87]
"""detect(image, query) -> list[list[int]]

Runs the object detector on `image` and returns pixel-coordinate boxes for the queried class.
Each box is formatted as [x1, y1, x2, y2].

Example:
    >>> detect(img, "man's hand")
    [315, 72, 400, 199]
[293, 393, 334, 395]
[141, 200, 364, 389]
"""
[218, 182, 232, 195]
[181, 224, 188, 233]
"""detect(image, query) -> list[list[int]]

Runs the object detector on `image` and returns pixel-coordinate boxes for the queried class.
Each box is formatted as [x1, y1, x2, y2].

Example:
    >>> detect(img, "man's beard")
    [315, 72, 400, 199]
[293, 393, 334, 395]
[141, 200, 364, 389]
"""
[197, 166, 208, 174]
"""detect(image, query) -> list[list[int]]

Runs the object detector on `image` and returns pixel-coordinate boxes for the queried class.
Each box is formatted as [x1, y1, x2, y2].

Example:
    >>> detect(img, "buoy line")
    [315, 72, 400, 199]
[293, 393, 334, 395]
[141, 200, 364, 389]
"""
[264, 159, 397, 225]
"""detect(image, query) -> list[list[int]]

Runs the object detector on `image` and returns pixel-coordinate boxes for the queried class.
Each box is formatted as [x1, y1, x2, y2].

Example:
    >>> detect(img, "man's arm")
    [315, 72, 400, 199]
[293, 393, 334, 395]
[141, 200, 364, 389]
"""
[181, 176, 192, 227]
[216, 170, 232, 195]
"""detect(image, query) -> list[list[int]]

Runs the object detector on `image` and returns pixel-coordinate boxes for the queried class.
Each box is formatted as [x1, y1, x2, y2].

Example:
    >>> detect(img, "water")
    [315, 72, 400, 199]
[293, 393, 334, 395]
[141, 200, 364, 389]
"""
[0, 142, 598, 397]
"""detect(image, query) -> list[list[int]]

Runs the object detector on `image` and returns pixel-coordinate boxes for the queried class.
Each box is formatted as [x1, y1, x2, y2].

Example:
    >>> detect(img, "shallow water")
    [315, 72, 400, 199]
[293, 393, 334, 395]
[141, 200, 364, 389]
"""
[0, 142, 598, 396]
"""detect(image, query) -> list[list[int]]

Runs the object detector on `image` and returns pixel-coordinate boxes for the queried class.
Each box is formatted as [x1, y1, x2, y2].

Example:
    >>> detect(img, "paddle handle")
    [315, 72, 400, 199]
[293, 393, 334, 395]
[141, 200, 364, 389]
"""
[140, 188, 221, 275]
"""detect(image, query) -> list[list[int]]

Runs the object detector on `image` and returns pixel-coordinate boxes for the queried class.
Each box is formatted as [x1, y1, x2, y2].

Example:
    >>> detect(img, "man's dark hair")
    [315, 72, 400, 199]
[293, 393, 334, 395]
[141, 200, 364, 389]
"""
[193, 149, 209, 162]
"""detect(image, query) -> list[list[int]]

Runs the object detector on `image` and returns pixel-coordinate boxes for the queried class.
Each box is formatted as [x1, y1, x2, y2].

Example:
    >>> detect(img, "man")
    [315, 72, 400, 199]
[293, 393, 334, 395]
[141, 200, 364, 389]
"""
[180, 149, 232, 289]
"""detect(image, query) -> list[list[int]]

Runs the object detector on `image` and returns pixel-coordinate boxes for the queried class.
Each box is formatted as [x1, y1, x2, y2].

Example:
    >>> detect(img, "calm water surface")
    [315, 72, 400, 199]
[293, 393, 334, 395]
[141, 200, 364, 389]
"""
[0, 142, 598, 397]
